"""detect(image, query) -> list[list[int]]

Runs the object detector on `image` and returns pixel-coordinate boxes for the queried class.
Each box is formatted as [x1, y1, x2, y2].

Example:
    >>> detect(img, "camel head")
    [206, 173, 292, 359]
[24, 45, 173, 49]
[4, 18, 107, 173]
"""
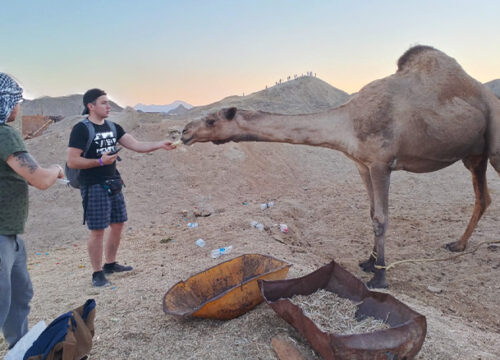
[182, 107, 259, 145]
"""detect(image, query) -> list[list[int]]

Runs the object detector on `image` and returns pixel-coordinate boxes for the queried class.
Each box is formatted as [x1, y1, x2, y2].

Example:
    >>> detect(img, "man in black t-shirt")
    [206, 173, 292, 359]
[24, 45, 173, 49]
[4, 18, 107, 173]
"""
[67, 88, 176, 287]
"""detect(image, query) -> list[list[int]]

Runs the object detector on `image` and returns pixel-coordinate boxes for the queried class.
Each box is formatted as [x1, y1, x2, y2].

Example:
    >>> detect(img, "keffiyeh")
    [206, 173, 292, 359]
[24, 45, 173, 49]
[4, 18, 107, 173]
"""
[0, 73, 23, 124]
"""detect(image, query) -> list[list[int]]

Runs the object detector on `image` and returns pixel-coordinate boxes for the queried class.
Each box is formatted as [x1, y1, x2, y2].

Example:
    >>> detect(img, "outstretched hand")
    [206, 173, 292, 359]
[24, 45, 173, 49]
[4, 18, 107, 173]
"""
[159, 140, 177, 150]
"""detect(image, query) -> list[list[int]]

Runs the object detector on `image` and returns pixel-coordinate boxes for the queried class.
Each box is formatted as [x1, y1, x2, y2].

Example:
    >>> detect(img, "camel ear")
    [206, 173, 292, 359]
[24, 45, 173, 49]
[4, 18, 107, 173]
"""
[224, 107, 237, 120]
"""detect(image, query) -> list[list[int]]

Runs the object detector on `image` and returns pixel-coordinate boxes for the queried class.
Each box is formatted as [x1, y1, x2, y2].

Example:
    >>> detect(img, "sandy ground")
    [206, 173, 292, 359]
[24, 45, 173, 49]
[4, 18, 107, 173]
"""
[1, 111, 499, 359]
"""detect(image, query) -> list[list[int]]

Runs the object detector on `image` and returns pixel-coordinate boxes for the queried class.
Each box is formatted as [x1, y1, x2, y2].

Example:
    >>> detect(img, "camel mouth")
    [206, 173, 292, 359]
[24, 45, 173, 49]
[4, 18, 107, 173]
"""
[213, 139, 230, 145]
[181, 136, 193, 145]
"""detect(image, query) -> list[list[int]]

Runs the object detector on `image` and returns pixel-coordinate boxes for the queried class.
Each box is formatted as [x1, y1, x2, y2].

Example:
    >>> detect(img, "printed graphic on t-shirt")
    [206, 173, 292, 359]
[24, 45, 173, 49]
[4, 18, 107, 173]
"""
[94, 131, 117, 155]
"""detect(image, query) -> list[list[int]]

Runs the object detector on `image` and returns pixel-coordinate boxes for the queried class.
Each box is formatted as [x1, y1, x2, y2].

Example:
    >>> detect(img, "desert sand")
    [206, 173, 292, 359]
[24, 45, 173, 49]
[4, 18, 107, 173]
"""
[1, 82, 500, 359]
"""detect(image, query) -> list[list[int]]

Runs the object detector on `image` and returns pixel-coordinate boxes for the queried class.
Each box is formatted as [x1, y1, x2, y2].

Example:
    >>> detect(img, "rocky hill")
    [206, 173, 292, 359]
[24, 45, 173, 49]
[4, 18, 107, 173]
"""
[167, 104, 190, 116]
[485, 79, 500, 98]
[22, 94, 122, 117]
[187, 76, 350, 118]
[134, 100, 193, 113]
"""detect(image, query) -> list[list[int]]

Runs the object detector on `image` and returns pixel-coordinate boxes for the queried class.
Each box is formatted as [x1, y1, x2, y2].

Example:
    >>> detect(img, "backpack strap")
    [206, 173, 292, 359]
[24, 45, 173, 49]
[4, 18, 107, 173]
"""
[80, 118, 96, 157]
[104, 119, 118, 140]
[80, 118, 95, 225]
[81, 299, 96, 321]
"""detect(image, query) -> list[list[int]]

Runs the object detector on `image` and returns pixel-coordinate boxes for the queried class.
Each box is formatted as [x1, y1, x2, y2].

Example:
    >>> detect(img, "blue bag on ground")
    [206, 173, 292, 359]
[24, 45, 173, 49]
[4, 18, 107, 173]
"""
[23, 299, 96, 360]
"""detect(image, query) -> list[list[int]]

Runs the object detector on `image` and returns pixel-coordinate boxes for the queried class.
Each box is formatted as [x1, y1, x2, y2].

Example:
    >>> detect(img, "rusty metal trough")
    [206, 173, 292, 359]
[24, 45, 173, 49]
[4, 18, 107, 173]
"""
[163, 253, 291, 320]
[259, 260, 427, 360]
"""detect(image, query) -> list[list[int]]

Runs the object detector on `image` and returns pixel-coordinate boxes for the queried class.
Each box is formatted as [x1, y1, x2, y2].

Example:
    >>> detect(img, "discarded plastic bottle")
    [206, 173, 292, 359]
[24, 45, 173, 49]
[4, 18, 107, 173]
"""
[280, 224, 288, 233]
[260, 201, 275, 210]
[251, 221, 264, 230]
[195, 238, 206, 247]
[211, 245, 233, 259]
[187, 222, 198, 228]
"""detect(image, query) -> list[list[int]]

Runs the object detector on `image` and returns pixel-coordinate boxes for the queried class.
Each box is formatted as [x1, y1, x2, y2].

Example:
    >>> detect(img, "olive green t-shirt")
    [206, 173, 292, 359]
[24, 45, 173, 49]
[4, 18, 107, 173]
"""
[0, 124, 28, 235]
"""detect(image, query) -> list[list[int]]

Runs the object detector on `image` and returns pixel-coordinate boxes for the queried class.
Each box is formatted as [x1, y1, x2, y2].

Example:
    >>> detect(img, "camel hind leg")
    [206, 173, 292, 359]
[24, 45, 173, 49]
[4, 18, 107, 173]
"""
[446, 154, 490, 252]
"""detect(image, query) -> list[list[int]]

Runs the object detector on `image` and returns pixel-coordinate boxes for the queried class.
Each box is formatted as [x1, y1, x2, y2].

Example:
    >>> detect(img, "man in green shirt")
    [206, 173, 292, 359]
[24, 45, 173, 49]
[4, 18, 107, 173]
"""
[0, 73, 65, 349]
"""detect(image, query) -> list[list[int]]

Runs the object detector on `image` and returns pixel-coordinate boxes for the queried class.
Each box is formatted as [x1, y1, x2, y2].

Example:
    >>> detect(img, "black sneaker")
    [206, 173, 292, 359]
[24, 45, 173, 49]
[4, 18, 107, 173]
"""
[92, 271, 110, 287]
[102, 262, 133, 274]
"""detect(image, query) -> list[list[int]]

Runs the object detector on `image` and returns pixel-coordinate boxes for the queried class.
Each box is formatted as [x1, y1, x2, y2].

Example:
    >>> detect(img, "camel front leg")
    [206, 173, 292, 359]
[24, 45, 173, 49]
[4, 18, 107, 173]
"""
[447, 155, 490, 251]
[356, 164, 378, 273]
[366, 164, 391, 289]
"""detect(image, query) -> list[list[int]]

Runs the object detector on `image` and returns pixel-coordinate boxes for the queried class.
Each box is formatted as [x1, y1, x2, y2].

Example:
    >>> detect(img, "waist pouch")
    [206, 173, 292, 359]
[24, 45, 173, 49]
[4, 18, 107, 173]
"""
[102, 179, 124, 196]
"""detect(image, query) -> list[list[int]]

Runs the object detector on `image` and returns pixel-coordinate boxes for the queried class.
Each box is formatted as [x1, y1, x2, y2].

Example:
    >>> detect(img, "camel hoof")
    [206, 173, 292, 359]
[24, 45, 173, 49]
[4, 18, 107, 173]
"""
[367, 277, 389, 289]
[359, 258, 375, 273]
[445, 241, 465, 252]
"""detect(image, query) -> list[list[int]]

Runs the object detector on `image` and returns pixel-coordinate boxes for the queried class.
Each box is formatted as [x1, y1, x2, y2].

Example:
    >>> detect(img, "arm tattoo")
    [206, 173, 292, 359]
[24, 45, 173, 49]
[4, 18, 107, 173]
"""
[13, 152, 39, 174]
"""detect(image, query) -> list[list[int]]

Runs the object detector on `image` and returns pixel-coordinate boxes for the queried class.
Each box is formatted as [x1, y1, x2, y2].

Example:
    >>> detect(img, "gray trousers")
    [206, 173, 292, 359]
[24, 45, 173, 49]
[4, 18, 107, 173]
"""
[0, 235, 33, 349]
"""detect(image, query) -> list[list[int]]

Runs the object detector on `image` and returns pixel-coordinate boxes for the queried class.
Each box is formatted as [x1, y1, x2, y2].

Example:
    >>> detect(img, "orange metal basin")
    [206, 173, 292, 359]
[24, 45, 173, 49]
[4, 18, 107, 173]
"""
[163, 254, 291, 320]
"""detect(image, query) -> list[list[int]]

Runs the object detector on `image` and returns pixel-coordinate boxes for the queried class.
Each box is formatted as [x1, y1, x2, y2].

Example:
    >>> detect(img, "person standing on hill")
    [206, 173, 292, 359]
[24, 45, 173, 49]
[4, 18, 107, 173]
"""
[67, 88, 176, 287]
[0, 73, 65, 349]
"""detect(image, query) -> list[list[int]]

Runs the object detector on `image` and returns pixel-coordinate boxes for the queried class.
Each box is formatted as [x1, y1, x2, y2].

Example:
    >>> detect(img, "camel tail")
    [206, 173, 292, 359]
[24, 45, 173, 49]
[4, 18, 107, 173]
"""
[486, 90, 500, 172]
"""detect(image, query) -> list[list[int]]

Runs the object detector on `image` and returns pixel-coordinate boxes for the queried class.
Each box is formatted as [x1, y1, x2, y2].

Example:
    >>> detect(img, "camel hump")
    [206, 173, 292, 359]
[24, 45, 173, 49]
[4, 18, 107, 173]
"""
[397, 45, 439, 72]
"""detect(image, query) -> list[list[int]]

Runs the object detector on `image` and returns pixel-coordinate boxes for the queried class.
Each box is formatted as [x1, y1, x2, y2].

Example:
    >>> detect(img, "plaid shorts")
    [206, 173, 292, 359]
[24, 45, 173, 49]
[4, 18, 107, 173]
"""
[81, 184, 128, 230]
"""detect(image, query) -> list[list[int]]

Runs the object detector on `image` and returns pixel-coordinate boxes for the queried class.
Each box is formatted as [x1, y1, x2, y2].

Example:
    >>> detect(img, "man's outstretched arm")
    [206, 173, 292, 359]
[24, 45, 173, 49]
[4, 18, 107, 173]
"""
[118, 133, 176, 153]
[7, 151, 64, 190]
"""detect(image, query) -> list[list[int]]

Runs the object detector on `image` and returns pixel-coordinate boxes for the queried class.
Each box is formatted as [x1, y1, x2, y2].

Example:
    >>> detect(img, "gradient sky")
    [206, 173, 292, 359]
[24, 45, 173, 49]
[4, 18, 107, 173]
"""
[1, 0, 499, 107]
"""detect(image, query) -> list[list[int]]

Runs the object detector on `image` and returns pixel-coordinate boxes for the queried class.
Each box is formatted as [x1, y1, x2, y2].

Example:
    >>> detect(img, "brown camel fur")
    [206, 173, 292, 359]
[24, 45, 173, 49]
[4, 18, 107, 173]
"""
[181, 45, 500, 288]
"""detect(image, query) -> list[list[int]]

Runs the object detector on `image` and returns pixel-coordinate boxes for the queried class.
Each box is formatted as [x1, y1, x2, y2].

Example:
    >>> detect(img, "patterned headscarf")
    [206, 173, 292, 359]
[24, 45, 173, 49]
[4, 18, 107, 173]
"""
[0, 73, 23, 124]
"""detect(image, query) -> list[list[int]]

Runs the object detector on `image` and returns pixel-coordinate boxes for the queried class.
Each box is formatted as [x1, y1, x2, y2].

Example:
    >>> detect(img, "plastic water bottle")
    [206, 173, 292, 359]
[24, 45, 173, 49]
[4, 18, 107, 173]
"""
[250, 221, 264, 230]
[187, 222, 198, 228]
[260, 201, 275, 210]
[211, 245, 233, 258]
[195, 238, 205, 247]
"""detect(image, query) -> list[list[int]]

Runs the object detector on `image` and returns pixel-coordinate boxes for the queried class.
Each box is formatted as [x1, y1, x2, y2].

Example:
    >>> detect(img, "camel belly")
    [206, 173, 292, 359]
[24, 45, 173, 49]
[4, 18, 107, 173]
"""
[392, 156, 457, 173]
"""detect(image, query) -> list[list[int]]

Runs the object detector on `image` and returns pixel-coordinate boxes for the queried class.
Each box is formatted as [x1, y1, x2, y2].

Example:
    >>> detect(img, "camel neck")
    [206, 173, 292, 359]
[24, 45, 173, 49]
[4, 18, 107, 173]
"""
[238, 108, 356, 154]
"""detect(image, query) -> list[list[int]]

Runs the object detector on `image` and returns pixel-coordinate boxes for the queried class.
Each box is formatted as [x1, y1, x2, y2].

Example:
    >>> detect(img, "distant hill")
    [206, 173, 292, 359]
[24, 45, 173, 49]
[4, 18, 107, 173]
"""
[188, 76, 350, 118]
[485, 79, 500, 98]
[134, 101, 193, 113]
[22, 94, 122, 117]
[167, 104, 190, 116]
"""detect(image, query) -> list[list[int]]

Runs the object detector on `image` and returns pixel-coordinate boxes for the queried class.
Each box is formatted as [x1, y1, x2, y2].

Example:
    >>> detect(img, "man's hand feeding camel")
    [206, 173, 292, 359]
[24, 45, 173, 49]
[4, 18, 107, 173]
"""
[181, 45, 500, 289]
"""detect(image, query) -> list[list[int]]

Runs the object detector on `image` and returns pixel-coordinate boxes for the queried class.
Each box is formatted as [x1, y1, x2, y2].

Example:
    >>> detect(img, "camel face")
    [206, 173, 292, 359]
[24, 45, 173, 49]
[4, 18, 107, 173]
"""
[182, 107, 242, 145]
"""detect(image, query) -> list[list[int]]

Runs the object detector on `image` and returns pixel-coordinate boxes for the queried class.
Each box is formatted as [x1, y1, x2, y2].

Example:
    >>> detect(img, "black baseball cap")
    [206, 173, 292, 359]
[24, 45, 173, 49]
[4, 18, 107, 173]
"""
[82, 88, 106, 115]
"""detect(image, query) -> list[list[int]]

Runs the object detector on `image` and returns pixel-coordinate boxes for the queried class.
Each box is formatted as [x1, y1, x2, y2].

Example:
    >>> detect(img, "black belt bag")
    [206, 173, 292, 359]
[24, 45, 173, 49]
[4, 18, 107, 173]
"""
[102, 179, 124, 196]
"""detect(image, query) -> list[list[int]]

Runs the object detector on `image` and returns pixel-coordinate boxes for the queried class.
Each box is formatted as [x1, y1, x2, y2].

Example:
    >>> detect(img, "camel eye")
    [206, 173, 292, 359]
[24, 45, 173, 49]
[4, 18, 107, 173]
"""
[206, 119, 216, 127]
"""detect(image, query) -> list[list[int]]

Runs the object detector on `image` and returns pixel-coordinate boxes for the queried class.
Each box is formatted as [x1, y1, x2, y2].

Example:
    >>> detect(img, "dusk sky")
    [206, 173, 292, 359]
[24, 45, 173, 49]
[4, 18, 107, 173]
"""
[1, 0, 499, 107]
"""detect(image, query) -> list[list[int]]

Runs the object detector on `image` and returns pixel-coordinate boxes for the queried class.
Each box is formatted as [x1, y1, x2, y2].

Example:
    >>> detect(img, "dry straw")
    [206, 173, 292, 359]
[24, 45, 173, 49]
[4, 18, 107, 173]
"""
[291, 289, 389, 335]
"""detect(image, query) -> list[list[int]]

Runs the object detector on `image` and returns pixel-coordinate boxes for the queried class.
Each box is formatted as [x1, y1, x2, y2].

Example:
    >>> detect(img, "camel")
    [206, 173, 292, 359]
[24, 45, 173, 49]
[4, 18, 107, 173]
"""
[181, 45, 500, 288]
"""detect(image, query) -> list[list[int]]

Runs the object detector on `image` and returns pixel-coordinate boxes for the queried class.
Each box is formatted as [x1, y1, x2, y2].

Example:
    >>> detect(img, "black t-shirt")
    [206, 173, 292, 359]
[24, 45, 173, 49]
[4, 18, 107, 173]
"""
[68, 119, 125, 185]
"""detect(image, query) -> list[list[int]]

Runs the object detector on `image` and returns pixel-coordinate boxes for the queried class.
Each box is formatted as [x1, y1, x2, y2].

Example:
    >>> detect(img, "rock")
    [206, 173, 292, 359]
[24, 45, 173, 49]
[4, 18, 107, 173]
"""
[427, 286, 443, 294]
